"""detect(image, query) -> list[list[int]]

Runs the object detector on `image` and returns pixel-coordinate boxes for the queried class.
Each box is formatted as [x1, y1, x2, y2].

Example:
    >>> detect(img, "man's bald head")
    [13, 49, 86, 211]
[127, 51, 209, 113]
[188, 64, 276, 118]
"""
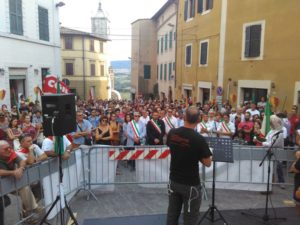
[185, 106, 200, 124]
[0, 140, 9, 148]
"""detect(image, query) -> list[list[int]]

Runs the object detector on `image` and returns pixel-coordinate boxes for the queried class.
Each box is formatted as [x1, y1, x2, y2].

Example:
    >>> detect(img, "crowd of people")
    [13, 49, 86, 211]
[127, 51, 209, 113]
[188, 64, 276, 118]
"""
[1, 97, 300, 223]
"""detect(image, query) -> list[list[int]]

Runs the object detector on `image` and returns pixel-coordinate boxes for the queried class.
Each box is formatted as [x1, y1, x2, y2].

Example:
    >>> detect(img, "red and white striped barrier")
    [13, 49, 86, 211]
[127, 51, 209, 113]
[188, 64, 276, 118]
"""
[109, 148, 170, 160]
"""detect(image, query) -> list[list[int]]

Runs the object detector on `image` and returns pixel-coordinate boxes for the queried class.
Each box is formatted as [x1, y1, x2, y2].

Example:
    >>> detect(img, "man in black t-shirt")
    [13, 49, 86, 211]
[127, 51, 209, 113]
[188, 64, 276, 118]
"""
[166, 106, 212, 225]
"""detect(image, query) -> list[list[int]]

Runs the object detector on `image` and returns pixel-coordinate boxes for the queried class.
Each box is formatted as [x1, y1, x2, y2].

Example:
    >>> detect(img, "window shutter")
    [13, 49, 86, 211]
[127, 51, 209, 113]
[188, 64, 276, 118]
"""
[91, 64, 95, 76]
[157, 40, 160, 54]
[244, 26, 251, 57]
[200, 42, 208, 65]
[208, 0, 213, 10]
[168, 63, 172, 80]
[184, 0, 188, 21]
[144, 65, 151, 79]
[186, 46, 192, 65]
[38, 6, 49, 41]
[191, 0, 195, 17]
[9, 0, 17, 34]
[169, 31, 173, 49]
[164, 64, 167, 80]
[165, 34, 168, 50]
[161, 37, 164, 53]
[160, 64, 163, 80]
[16, 0, 23, 35]
[197, 0, 203, 13]
[250, 25, 261, 57]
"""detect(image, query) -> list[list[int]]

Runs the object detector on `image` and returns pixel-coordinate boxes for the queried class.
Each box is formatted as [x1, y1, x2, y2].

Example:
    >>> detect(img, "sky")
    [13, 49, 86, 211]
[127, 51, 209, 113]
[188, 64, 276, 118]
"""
[59, 0, 168, 61]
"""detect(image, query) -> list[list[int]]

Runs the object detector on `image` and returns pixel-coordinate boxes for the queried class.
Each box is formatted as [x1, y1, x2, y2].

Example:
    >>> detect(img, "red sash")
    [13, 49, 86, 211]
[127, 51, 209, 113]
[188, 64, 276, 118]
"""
[18, 148, 29, 154]
[7, 150, 18, 164]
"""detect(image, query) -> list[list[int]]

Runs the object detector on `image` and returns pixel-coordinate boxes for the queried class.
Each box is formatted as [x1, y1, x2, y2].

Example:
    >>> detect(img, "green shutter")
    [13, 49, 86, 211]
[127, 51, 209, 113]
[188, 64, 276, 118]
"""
[198, 0, 203, 13]
[161, 37, 164, 53]
[157, 40, 159, 54]
[165, 34, 168, 50]
[184, 0, 188, 21]
[249, 25, 261, 57]
[244, 26, 251, 57]
[168, 63, 172, 80]
[200, 42, 208, 65]
[144, 65, 151, 79]
[169, 31, 173, 49]
[191, 0, 195, 17]
[38, 6, 49, 41]
[160, 64, 163, 80]
[10, 0, 23, 35]
[164, 64, 167, 80]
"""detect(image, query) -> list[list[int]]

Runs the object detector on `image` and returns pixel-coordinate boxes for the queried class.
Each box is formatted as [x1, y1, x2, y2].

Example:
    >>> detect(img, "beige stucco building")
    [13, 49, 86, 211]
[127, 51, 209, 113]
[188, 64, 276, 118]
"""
[175, 0, 300, 110]
[131, 19, 157, 99]
[153, 0, 178, 101]
[60, 27, 111, 100]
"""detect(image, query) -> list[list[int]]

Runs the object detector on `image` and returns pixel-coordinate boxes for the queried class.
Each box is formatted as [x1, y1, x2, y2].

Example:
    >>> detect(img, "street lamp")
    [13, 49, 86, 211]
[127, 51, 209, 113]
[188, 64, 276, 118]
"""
[56, 2, 65, 7]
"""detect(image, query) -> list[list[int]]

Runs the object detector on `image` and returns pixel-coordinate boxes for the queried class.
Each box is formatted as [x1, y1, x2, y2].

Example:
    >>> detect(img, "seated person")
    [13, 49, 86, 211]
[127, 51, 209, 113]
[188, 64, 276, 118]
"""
[17, 133, 48, 164]
[42, 135, 73, 160]
[0, 140, 43, 223]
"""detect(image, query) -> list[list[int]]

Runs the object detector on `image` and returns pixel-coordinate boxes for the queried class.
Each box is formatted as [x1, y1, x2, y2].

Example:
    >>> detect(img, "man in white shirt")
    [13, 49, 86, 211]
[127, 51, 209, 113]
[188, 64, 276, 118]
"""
[17, 134, 48, 164]
[42, 136, 72, 160]
[139, 110, 150, 128]
[163, 108, 178, 134]
[246, 102, 260, 119]
[196, 113, 212, 137]
[217, 113, 235, 139]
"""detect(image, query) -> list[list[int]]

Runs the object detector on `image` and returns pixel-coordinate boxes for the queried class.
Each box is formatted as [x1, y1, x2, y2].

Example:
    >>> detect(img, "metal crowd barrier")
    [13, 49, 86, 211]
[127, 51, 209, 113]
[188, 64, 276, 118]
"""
[0, 149, 84, 225]
[0, 144, 298, 224]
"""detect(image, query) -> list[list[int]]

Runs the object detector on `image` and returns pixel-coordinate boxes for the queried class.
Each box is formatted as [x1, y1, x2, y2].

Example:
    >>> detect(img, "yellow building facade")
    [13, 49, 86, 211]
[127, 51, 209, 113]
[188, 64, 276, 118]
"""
[60, 27, 111, 100]
[176, 0, 300, 111]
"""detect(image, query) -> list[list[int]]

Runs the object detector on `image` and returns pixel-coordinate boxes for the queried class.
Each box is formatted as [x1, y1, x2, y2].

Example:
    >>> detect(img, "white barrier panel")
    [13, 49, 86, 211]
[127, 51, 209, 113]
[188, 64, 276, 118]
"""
[88, 146, 117, 191]
[42, 150, 82, 220]
[203, 160, 272, 191]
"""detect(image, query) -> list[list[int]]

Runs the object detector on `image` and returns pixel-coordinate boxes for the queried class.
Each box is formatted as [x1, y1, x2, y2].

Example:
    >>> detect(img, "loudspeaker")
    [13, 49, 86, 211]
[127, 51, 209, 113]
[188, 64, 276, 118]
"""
[42, 94, 76, 136]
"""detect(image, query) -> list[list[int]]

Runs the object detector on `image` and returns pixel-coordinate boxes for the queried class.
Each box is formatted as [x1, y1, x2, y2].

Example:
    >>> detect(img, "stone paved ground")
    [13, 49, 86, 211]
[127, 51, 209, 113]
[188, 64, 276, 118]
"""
[4, 161, 297, 225]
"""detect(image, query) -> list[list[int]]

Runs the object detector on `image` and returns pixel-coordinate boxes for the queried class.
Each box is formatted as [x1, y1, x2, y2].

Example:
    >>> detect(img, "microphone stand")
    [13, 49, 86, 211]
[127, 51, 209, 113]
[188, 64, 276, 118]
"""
[241, 131, 286, 224]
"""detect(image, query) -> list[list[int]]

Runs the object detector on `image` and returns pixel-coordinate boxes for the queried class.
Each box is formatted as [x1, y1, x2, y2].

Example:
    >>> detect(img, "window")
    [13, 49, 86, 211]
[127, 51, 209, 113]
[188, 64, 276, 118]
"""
[164, 64, 167, 81]
[165, 34, 168, 50]
[157, 65, 159, 79]
[90, 39, 94, 51]
[65, 36, 73, 49]
[169, 31, 173, 49]
[197, 0, 213, 14]
[41, 68, 49, 83]
[168, 63, 172, 80]
[244, 24, 262, 58]
[65, 63, 74, 75]
[144, 65, 151, 79]
[100, 42, 104, 53]
[9, 0, 23, 35]
[184, 0, 195, 21]
[161, 37, 164, 53]
[100, 65, 105, 76]
[199, 40, 209, 66]
[157, 40, 160, 54]
[185, 44, 192, 66]
[38, 6, 49, 41]
[90, 63, 95, 76]
[160, 64, 163, 80]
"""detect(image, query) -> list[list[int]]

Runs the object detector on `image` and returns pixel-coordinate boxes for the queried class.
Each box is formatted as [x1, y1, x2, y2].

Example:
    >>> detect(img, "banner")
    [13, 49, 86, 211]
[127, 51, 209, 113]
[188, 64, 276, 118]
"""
[43, 75, 70, 94]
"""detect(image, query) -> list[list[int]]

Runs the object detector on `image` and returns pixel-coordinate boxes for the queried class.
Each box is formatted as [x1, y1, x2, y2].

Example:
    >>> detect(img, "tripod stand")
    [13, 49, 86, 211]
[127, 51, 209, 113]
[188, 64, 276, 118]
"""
[241, 132, 286, 224]
[198, 161, 228, 225]
[39, 136, 79, 225]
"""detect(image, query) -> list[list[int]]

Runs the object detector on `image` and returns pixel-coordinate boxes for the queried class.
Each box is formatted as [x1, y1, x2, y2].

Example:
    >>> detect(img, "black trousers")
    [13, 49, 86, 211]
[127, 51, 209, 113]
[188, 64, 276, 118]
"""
[167, 180, 202, 225]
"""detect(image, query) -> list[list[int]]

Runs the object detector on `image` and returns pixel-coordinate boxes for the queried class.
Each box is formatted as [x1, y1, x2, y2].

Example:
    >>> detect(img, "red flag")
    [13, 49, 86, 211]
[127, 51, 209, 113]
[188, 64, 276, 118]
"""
[43, 75, 70, 94]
